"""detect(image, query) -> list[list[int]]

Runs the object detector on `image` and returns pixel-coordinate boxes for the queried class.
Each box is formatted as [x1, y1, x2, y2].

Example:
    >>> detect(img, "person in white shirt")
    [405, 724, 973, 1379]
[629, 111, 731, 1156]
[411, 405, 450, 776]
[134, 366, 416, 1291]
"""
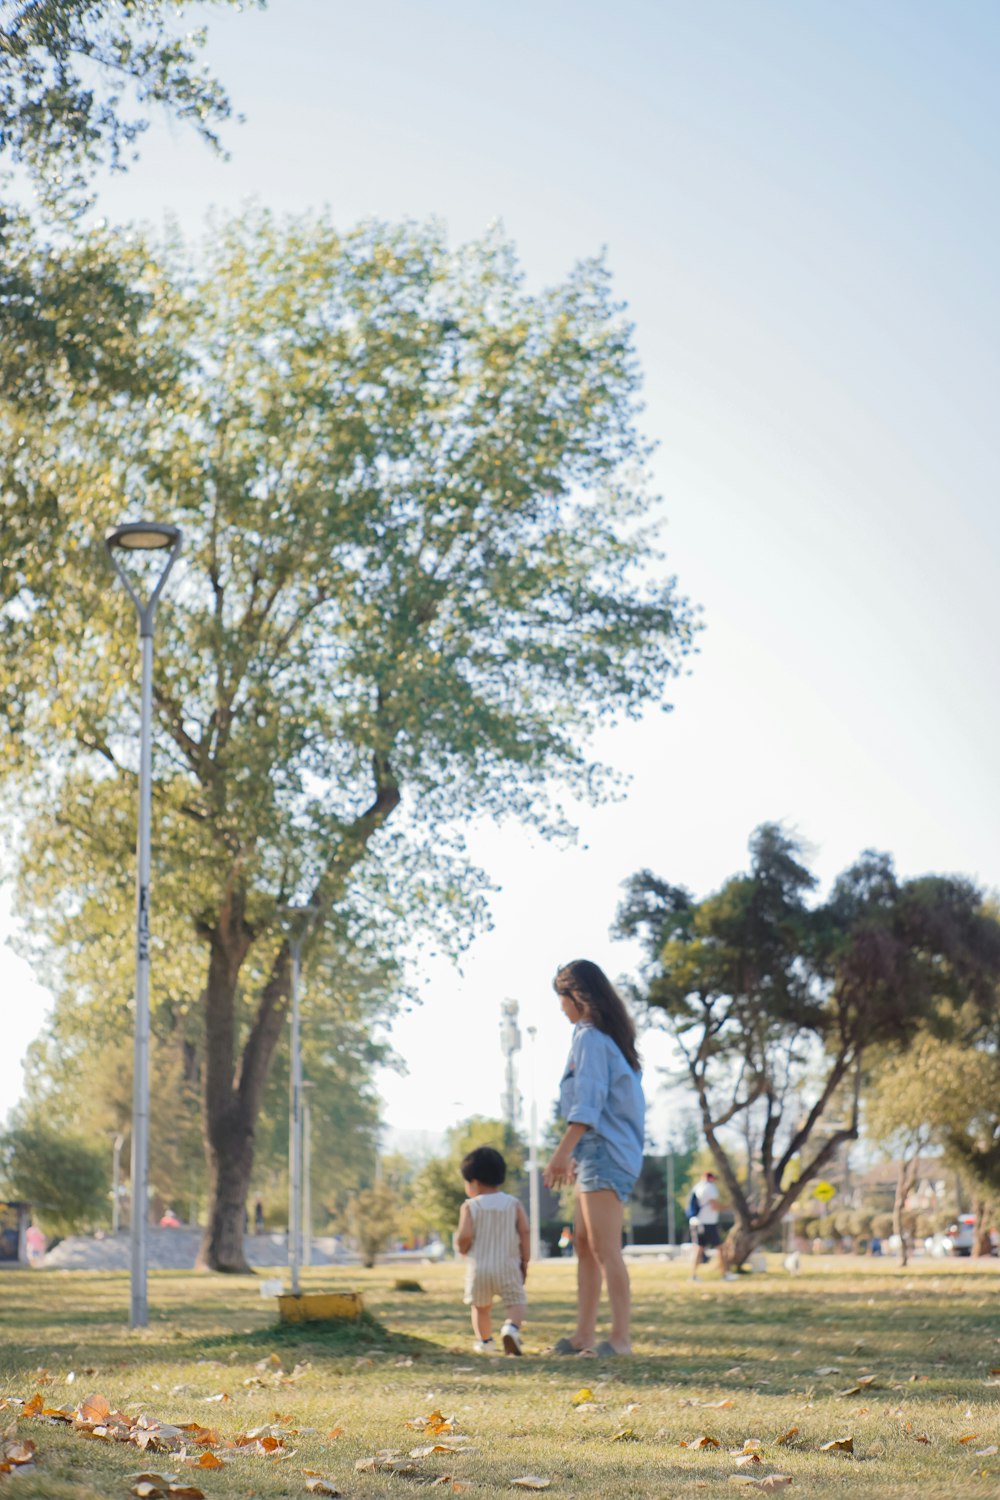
[688, 1170, 734, 1279]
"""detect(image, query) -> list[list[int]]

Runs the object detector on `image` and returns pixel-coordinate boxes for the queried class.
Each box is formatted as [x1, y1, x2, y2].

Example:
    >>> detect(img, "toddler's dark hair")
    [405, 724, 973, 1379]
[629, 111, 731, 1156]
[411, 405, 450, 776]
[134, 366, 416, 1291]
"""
[460, 1145, 507, 1186]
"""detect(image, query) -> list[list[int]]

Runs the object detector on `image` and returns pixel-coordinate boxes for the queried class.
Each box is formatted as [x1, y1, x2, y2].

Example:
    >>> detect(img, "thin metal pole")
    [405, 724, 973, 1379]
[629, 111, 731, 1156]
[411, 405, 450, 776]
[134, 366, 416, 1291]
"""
[129, 626, 154, 1328]
[303, 1096, 312, 1268]
[288, 936, 303, 1296]
[105, 521, 181, 1331]
[666, 1149, 676, 1245]
[526, 1025, 541, 1265]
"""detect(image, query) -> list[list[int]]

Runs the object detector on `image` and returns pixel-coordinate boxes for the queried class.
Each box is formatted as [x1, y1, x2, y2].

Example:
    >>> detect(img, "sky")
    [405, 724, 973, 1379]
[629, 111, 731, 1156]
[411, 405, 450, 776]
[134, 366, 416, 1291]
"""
[3, 0, 1000, 1153]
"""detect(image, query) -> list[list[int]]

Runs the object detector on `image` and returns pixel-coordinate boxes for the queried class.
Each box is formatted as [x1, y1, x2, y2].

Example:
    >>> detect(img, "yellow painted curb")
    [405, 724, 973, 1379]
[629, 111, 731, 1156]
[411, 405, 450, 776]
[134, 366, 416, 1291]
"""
[277, 1291, 364, 1324]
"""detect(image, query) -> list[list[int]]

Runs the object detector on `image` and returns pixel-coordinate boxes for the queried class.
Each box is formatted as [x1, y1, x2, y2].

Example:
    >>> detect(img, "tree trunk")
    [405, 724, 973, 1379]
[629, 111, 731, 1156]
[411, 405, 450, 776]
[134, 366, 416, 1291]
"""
[893, 1156, 918, 1269]
[893, 1168, 908, 1268]
[722, 1220, 767, 1270]
[196, 898, 267, 1272]
[198, 1101, 256, 1273]
[972, 1197, 992, 1258]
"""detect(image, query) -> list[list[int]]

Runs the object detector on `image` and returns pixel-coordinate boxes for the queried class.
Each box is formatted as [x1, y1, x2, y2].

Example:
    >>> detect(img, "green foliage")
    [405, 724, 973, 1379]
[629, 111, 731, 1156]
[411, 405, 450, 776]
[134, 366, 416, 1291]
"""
[0, 1120, 108, 1234]
[866, 1028, 1000, 1206]
[0, 0, 261, 211]
[1, 209, 693, 1265]
[414, 1116, 526, 1238]
[618, 823, 1000, 1262]
[348, 1182, 400, 1268]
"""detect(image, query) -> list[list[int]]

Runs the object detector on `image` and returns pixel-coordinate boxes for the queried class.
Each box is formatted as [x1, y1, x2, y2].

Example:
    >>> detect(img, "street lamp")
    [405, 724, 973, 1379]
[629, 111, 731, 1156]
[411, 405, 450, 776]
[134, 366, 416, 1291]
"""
[285, 909, 319, 1297]
[105, 519, 182, 1330]
[302, 1081, 315, 1270]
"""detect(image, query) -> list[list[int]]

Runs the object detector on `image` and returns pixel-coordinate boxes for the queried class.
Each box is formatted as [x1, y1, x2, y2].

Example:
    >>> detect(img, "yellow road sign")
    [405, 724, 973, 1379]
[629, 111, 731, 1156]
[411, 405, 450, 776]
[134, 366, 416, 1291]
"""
[812, 1180, 836, 1203]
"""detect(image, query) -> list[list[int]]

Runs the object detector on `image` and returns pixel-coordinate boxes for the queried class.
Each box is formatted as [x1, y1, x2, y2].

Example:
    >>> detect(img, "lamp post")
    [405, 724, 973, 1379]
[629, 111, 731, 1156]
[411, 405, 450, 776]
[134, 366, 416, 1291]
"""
[282, 904, 320, 1297]
[526, 1025, 542, 1266]
[302, 1081, 315, 1269]
[288, 930, 305, 1297]
[105, 520, 182, 1330]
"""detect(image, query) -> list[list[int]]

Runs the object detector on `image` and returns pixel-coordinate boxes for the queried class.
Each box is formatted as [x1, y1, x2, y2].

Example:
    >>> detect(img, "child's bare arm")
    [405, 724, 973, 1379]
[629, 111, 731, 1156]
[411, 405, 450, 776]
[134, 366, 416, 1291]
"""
[516, 1201, 530, 1278]
[456, 1201, 474, 1255]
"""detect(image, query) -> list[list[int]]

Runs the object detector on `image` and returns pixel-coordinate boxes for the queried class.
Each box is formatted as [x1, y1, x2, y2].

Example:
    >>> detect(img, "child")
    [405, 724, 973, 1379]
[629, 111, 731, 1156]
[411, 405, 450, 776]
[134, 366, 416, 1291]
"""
[455, 1145, 529, 1355]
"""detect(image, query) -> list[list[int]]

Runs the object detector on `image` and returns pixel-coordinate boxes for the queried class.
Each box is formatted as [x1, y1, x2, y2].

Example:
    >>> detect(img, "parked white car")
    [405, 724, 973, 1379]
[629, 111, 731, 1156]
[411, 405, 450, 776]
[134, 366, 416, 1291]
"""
[945, 1215, 999, 1256]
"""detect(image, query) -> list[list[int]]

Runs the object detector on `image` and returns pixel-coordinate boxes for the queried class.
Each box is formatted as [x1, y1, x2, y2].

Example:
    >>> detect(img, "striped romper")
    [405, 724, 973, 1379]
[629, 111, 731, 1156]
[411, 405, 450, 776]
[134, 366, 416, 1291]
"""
[462, 1192, 526, 1308]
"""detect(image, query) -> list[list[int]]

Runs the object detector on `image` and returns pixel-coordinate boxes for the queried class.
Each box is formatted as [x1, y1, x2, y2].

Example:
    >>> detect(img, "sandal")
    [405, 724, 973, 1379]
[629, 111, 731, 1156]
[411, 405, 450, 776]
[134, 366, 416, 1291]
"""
[553, 1337, 583, 1355]
[590, 1340, 630, 1357]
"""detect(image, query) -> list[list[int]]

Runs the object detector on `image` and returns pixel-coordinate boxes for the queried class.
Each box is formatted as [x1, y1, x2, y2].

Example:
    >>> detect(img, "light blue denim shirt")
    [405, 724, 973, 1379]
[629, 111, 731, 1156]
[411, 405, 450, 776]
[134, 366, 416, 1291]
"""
[558, 1022, 645, 1180]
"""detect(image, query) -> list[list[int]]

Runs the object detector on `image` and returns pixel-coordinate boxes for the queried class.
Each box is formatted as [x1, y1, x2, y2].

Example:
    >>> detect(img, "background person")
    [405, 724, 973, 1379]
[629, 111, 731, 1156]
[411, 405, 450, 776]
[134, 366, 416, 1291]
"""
[688, 1170, 733, 1279]
[25, 1221, 46, 1266]
[543, 959, 645, 1357]
[455, 1145, 529, 1356]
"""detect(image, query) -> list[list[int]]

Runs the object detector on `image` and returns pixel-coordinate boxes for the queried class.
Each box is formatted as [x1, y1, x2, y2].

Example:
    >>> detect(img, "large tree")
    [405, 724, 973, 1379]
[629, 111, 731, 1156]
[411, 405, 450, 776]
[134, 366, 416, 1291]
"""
[1, 1, 257, 606]
[2, 210, 695, 1270]
[1, 0, 258, 209]
[617, 825, 1000, 1267]
[866, 1027, 1000, 1258]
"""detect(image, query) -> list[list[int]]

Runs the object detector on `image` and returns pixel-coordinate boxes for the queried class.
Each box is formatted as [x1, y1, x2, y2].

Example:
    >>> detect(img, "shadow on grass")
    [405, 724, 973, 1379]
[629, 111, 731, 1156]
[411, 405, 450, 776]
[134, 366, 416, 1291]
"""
[197, 1307, 440, 1362]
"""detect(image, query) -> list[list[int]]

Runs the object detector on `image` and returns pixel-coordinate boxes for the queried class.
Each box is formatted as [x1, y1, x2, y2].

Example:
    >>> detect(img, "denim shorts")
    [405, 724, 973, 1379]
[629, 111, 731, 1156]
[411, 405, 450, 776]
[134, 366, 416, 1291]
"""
[573, 1131, 636, 1204]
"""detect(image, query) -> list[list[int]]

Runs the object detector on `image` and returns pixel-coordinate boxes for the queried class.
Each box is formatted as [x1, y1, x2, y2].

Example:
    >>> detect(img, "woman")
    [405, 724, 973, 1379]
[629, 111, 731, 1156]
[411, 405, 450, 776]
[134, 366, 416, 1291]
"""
[543, 959, 644, 1356]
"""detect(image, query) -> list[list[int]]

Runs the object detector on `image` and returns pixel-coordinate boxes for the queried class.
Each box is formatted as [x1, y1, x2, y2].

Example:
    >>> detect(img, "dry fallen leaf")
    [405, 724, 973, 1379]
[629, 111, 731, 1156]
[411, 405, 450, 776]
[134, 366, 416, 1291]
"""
[410, 1443, 475, 1458]
[177, 1424, 220, 1448]
[511, 1479, 552, 1490]
[166, 1488, 204, 1499]
[2, 1440, 37, 1466]
[21, 1395, 44, 1419]
[326, 1427, 344, 1440]
[355, 1455, 417, 1475]
[702, 1399, 735, 1410]
[79, 1394, 111, 1424]
[958, 1434, 980, 1444]
[738, 1478, 793, 1492]
[131, 1485, 165, 1499]
[735, 1453, 762, 1467]
[913, 1434, 931, 1444]
[819, 1437, 853, 1453]
[190, 1452, 225, 1469]
[612, 1428, 637, 1443]
[975, 1445, 999, 1457]
[571, 1389, 594, 1407]
[305, 1481, 341, 1496]
[774, 1428, 798, 1446]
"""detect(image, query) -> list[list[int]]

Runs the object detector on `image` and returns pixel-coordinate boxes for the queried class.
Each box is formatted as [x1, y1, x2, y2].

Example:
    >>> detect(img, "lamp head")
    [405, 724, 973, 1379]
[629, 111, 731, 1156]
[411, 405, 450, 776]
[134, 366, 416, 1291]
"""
[104, 519, 183, 632]
[105, 521, 181, 552]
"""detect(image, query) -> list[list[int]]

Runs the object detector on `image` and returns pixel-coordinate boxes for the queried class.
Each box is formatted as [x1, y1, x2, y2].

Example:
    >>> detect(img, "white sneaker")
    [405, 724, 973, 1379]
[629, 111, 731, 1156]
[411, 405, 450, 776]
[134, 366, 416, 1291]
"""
[500, 1321, 523, 1356]
[474, 1338, 497, 1354]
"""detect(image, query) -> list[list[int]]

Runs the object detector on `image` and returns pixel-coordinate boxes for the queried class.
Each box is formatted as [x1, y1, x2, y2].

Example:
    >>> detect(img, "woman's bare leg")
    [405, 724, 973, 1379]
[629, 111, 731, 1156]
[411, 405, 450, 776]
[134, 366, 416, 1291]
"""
[576, 1189, 630, 1351]
[572, 1191, 603, 1349]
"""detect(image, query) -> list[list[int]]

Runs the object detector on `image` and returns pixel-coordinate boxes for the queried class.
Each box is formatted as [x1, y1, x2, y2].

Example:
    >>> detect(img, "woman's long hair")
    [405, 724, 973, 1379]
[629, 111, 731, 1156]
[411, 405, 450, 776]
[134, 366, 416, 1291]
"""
[554, 959, 641, 1072]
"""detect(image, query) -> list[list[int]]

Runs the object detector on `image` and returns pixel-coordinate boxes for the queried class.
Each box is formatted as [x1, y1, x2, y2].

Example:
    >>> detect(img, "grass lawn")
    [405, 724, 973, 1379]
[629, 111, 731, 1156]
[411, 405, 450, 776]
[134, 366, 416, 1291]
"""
[1, 1255, 999, 1498]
